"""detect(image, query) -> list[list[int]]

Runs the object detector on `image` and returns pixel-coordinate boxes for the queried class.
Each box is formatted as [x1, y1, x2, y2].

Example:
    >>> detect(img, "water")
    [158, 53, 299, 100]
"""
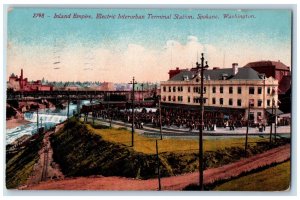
[6, 100, 90, 144]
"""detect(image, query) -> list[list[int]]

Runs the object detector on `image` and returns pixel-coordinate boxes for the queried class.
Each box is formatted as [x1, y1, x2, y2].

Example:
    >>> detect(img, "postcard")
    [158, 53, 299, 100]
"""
[5, 7, 292, 191]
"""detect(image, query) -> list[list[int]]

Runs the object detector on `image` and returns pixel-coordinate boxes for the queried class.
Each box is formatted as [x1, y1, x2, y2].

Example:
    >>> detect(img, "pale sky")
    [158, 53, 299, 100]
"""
[7, 8, 292, 82]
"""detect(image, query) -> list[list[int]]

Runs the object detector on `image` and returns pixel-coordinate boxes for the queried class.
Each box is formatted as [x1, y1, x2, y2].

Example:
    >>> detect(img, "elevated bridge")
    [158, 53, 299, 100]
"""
[7, 90, 154, 102]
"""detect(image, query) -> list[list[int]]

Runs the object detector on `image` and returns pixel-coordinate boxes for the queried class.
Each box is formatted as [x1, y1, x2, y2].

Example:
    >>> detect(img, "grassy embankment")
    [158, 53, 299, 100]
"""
[6, 133, 43, 189]
[51, 118, 289, 179]
[213, 161, 290, 191]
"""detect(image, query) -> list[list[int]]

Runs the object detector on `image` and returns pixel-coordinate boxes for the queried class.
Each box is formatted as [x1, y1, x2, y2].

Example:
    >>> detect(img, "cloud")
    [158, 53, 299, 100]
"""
[7, 35, 291, 82]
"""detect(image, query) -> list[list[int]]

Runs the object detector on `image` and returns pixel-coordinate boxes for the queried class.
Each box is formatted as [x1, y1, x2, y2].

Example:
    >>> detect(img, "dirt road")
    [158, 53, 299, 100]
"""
[24, 144, 290, 190]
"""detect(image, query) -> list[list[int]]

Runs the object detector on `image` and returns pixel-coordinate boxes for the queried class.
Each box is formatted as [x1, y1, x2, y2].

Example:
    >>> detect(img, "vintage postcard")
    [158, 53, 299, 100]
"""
[5, 7, 292, 191]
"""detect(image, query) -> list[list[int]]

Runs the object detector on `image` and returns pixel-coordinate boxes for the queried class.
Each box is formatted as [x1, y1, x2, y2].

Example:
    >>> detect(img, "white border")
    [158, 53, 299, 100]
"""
[1, 0, 299, 199]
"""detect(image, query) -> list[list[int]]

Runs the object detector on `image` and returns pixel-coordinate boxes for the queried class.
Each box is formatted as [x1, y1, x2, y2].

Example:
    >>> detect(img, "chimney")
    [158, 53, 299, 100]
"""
[232, 63, 238, 75]
[20, 68, 24, 90]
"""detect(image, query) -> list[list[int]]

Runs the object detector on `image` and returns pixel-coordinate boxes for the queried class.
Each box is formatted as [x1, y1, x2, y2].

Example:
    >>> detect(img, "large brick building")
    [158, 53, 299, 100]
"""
[161, 63, 279, 124]
[244, 60, 291, 94]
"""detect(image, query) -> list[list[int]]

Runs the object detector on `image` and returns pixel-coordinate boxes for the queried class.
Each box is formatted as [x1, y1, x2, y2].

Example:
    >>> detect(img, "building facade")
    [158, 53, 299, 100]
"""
[160, 64, 278, 124]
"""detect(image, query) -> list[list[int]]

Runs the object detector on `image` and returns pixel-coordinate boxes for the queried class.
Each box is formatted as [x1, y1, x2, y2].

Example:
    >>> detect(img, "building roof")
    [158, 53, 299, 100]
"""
[244, 61, 290, 71]
[168, 67, 263, 81]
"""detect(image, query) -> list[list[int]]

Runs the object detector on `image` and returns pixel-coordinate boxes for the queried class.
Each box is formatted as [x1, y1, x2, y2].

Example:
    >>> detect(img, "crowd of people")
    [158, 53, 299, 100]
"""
[82, 106, 254, 131]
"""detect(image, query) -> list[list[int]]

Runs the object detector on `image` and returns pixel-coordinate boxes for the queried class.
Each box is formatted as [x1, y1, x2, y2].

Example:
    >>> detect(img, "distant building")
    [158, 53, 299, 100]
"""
[244, 60, 291, 94]
[244, 60, 291, 113]
[161, 63, 279, 123]
[8, 69, 53, 91]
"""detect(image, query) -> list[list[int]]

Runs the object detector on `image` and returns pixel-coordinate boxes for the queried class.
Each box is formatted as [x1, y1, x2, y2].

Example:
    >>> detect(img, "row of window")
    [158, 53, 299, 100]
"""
[163, 96, 274, 107]
[162, 86, 275, 95]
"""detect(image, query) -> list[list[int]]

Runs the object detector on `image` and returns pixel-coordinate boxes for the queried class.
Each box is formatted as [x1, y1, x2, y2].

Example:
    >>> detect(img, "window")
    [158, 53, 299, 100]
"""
[173, 87, 176, 92]
[172, 96, 176, 102]
[163, 86, 166, 92]
[168, 96, 171, 101]
[220, 86, 223, 94]
[212, 98, 216, 104]
[188, 96, 190, 103]
[194, 87, 199, 93]
[169, 87, 171, 92]
[237, 99, 242, 106]
[188, 87, 190, 93]
[267, 87, 271, 94]
[212, 86, 216, 93]
[196, 78, 199, 82]
[249, 112, 254, 121]
[204, 87, 206, 94]
[257, 112, 262, 120]
[163, 96, 166, 101]
[203, 98, 206, 104]
[258, 99, 262, 107]
[229, 98, 233, 106]
[178, 96, 183, 102]
[229, 87, 233, 94]
[258, 87, 262, 94]
[249, 87, 255, 94]
[249, 99, 255, 107]
[237, 87, 242, 94]
[267, 99, 270, 107]
[220, 98, 223, 105]
[193, 97, 199, 103]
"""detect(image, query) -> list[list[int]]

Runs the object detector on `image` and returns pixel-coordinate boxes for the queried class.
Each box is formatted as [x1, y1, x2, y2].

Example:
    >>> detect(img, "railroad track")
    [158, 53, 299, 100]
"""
[41, 145, 49, 182]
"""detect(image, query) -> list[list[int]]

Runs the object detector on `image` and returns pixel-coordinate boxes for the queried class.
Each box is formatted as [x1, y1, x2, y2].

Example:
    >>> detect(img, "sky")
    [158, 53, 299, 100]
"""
[7, 8, 292, 82]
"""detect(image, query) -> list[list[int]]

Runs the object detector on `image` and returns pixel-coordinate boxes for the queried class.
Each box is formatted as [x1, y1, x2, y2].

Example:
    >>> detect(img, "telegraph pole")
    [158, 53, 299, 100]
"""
[196, 53, 209, 191]
[141, 83, 144, 101]
[245, 100, 252, 157]
[108, 93, 112, 128]
[36, 102, 39, 132]
[274, 99, 277, 143]
[67, 91, 70, 134]
[269, 98, 274, 144]
[159, 95, 163, 140]
[156, 140, 161, 190]
[129, 77, 137, 147]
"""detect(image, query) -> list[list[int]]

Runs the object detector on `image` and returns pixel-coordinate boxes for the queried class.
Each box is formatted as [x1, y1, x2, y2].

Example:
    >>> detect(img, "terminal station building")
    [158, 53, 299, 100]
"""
[160, 63, 280, 125]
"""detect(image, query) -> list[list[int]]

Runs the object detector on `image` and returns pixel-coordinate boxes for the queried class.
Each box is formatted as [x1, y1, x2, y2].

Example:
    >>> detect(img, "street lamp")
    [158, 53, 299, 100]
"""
[196, 53, 209, 191]
[129, 77, 137, 147]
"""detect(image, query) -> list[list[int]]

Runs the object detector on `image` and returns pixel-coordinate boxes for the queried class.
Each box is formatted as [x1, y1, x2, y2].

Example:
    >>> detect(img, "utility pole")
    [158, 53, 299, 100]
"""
[108, 93, 112, 128]
[156, 140, 161, 190]
[129, 77, 137, 147]
[67, 91, 70, 134]
[274, 99, 277, 143]
[245, 100, 252, 157]
[36, 102, 39, 132]
[196, 53, 209, 191]
[159, 95, 163, 140]
[141, 83, 144, 102]
[269, 98, 274, 144]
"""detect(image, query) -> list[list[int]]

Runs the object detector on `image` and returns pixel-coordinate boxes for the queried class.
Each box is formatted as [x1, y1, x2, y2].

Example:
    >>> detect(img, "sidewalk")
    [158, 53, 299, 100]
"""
[89, 117, 291, 137]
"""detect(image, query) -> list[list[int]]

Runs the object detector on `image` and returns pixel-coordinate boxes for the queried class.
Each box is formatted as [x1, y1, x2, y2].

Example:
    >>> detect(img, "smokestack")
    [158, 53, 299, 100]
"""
[232, 63, 238, 75]
[20, 68, 24, 90]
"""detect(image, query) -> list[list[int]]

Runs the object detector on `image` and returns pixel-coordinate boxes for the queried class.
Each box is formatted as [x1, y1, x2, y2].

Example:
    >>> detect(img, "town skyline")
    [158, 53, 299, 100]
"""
[7, 8, 291, 82]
